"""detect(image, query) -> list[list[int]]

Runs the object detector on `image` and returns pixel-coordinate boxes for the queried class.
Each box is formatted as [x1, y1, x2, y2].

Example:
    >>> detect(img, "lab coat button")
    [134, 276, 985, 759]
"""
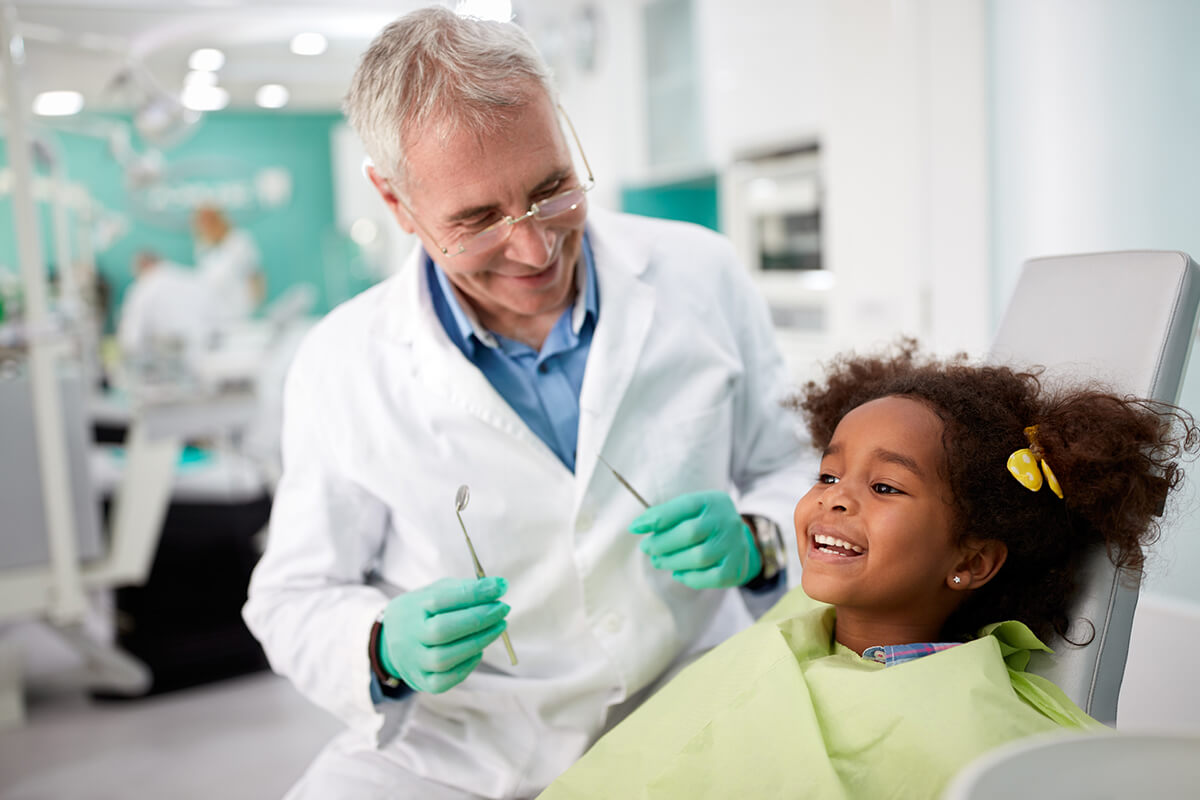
[602, 613, 623, 633]
[576, 512, 594, 532]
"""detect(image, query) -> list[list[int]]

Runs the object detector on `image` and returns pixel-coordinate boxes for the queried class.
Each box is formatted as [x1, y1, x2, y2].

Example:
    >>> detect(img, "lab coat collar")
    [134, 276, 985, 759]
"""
[370, 208, 657, 489]
[358, 242, 543, 462]
[572, 210, 656, 503]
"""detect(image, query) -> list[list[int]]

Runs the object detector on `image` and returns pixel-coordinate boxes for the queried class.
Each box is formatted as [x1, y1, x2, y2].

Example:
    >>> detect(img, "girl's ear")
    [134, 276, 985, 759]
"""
[947, 539, 1008, 590]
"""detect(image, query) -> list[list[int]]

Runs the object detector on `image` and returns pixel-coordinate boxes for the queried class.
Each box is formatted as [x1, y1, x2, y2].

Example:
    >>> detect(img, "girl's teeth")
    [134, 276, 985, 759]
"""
[813, 534, 863, 553]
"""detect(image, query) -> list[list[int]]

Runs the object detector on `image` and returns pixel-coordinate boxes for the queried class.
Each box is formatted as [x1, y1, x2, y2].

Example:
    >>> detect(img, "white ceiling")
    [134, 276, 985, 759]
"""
[6, 0, 436, 112]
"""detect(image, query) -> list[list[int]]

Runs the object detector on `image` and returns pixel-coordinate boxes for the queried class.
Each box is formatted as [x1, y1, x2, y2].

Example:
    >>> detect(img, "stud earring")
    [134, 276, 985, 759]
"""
[953, 576, 961, 585]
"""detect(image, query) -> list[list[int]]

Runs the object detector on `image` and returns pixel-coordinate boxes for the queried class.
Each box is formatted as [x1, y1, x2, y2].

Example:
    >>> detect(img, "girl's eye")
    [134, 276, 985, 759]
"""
[872, 483, 901, 495]
[819, 474, 839, 485]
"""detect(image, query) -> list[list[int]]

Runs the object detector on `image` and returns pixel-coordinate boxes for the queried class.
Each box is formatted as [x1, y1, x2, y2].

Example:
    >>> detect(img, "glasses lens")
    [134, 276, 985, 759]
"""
[465, 222, 510, 254]
[534, 187, 588, 220]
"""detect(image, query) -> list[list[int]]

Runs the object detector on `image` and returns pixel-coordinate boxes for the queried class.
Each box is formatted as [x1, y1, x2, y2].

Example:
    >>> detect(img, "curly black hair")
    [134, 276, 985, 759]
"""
[792, 339, 1198, 643]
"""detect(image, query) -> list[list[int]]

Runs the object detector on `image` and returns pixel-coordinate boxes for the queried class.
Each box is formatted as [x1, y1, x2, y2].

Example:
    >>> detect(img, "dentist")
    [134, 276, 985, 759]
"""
[243, 6, 808, 798]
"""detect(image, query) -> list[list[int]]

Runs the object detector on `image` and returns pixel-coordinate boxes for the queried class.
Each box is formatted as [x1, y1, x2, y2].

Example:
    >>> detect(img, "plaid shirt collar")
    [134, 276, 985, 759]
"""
[861, 642, 962, 667]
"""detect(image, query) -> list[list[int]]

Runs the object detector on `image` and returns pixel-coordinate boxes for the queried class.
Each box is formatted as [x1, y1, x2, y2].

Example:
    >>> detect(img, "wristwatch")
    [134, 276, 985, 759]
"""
[744, 514, 787, 584]
[369, 609, 407, 696]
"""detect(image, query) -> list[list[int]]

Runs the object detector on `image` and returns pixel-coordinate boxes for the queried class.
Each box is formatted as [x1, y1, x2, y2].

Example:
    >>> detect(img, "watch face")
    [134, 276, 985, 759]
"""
[751, 516, 785, 576]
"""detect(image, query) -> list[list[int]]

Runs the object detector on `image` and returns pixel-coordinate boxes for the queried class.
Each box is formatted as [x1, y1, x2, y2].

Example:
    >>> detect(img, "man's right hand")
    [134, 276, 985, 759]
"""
[378, 576, 510, 694]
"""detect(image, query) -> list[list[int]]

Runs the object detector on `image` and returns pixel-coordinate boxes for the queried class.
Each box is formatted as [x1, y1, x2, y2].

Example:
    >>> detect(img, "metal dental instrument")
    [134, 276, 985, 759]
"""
[454, 485, 518, 666]
[597, 455, 650, 509]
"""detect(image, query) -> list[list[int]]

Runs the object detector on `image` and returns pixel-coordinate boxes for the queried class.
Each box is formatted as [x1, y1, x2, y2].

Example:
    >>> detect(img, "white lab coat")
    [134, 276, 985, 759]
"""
[195, 228, 260, 322]
[243, 208, 811, 797]
[117, 261, 217, 357]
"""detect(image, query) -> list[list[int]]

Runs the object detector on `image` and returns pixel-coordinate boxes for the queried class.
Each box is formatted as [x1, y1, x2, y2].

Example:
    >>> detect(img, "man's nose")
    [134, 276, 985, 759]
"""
[503, 216, 555, 266]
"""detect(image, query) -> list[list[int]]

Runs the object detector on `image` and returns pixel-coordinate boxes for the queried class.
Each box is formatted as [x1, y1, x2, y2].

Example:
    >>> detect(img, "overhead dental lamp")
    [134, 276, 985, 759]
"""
[107, 62, 201, 150]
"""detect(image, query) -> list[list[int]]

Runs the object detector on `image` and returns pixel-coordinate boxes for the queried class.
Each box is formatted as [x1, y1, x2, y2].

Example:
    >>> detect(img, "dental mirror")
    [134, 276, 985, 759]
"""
[454, 484, 518, 666]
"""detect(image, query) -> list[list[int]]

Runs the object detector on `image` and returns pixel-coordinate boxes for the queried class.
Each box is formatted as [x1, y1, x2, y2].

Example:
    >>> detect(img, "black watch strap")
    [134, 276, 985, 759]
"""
[368, 611, 409, 697]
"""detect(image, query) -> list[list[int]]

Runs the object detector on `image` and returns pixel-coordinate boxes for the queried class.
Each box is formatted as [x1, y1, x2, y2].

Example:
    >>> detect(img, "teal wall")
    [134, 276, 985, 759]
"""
[620, 173, 720, 232]
[2, 111, 355, 331]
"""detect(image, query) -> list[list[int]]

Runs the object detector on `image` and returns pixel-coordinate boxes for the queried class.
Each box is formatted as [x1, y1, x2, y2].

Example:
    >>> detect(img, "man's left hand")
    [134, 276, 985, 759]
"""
[629, 491, 762, 589]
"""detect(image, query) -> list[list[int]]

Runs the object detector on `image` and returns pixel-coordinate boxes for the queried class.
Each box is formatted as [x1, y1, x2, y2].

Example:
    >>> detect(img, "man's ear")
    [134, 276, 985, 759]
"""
[366, 165, 417, 235]
[947, 539, 1008, 591]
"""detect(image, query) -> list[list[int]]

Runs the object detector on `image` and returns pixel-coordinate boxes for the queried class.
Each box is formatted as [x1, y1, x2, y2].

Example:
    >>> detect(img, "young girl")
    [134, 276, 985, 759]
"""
[539, 342, 1197, 800]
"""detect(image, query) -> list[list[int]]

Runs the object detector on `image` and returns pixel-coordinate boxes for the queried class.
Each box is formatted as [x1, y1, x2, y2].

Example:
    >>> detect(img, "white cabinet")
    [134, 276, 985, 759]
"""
[722, 145, 829, 384]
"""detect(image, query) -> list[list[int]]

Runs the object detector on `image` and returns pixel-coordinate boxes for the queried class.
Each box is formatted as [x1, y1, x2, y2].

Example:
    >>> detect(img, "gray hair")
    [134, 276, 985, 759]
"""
[344, 6, 558, 187]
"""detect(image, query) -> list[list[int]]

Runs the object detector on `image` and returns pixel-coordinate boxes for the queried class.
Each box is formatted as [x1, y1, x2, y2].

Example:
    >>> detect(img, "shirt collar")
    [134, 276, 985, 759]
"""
[861, 641, 962, 667]
[427, 233, 598, 354]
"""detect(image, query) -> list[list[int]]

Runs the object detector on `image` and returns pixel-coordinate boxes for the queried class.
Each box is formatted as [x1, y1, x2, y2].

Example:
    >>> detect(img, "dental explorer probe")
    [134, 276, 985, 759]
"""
[597, 455, 650, 509]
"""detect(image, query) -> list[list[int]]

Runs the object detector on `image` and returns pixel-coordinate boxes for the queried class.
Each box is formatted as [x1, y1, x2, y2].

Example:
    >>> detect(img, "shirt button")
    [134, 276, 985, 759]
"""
[602, 613, 623, 633]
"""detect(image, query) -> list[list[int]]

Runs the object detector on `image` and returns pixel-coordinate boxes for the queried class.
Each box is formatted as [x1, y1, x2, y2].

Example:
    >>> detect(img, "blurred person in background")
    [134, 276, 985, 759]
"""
[193, 205, 265, 323]
[116, 249, 216, 360]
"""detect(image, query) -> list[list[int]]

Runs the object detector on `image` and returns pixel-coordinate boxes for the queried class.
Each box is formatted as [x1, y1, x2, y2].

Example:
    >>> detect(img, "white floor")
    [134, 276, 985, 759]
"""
[0, 671, 340, 800]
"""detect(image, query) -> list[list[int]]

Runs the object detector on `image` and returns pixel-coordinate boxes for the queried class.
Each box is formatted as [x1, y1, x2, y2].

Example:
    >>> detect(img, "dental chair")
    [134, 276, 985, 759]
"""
[986, 249, 1200, 724]
[941, 251, 1200, 798]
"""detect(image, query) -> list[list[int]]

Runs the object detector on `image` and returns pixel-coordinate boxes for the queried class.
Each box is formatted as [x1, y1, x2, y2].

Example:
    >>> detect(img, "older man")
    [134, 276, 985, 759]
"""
[244, 6, 808, 798]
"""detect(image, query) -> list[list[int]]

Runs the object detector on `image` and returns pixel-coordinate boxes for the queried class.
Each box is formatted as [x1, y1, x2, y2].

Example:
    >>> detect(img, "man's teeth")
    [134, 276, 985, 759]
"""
[813, 533, 864, 554]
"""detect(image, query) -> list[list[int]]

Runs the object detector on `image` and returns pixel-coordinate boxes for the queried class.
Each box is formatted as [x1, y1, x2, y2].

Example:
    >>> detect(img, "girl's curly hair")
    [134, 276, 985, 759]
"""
[793, 339, 1198, 643]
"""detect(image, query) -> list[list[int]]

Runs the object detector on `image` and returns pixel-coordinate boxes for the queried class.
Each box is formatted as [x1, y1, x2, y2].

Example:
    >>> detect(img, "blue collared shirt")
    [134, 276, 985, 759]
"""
[426, 235, 598, 472]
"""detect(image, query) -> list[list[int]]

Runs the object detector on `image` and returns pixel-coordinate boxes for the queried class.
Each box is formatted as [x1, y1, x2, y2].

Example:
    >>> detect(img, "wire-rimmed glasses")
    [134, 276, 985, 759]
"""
[398, 105, 595, 259]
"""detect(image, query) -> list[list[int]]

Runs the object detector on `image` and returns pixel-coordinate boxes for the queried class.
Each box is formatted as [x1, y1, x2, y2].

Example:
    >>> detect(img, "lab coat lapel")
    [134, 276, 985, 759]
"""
[575, 217, 656, 499]
[382, 252, 554, 460]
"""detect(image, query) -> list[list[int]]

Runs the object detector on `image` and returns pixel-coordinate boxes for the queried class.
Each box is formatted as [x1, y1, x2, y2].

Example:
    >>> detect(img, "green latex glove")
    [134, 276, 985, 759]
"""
[630, 491, 762, 590]
[378, 576, 510, 694]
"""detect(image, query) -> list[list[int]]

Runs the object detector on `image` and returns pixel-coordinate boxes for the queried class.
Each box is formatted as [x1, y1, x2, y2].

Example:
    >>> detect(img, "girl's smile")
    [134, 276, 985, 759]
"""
[805, 524, 866, 561]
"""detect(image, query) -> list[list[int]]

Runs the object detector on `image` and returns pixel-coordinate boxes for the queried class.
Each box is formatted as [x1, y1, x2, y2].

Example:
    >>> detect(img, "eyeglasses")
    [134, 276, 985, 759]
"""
[398, 105, 595, 259]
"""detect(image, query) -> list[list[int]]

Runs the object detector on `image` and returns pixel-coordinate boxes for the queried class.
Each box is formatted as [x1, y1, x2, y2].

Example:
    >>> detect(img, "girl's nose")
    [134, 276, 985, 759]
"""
[818, 483, 855, 513]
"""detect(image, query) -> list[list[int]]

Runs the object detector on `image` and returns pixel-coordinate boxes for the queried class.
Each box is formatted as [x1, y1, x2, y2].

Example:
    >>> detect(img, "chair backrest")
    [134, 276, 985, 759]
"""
[987, 250, 1200, 724]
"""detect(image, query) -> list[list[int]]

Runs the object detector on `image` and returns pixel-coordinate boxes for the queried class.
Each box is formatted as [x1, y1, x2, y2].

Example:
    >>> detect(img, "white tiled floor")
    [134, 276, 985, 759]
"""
[0, 671, 340, 800]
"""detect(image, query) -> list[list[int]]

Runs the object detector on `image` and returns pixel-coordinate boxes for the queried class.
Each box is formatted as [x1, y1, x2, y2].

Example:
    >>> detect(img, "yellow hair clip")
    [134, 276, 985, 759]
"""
[1006, 425, 1064, 499]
